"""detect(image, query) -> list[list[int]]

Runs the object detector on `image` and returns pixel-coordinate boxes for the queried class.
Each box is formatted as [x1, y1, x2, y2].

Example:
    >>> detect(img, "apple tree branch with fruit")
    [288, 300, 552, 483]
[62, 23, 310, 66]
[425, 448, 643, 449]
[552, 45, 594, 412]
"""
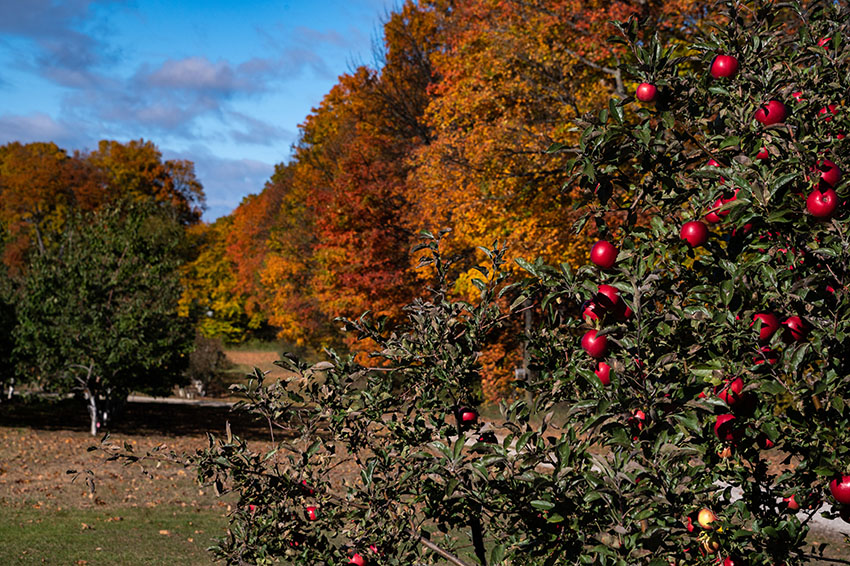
[85, 1, 850, 564]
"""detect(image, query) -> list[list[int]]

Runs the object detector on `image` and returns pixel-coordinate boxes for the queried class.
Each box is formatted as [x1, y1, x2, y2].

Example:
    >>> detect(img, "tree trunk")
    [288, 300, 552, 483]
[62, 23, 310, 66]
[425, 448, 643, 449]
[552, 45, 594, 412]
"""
[85, 390, 99, 436]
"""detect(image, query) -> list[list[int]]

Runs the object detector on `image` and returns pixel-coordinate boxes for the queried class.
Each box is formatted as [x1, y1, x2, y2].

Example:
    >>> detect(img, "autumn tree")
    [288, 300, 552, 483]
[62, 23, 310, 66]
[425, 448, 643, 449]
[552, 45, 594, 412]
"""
[178, 217, 261, 343]
[0, 142, 97, 270]
[84, 139, 205, 225]
[15, 203, 195, 435]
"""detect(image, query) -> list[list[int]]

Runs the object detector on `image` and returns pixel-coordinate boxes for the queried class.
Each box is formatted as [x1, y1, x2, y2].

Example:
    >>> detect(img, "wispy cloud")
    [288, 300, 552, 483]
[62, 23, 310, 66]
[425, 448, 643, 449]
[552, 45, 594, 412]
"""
[166, 146, 276, 221]
[0, 0, 122, 85]
[0, 112, 78, 146]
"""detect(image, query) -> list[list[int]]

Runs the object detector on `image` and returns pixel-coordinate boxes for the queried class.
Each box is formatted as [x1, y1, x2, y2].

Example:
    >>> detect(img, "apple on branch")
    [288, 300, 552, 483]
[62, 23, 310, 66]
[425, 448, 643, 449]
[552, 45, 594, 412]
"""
[710, 54, 739, 79]
[636, 82, 658, 103]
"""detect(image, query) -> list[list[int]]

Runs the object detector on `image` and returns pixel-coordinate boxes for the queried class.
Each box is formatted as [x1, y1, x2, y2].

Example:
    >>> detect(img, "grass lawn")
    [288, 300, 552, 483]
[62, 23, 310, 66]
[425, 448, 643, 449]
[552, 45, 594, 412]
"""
[0, 396, 272, 565]
[0, 505, 226, 565]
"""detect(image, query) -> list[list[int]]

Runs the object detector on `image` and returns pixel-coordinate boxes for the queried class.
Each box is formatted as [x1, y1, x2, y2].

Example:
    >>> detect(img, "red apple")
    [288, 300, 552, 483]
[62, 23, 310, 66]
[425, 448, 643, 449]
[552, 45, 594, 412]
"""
[792, 91, 805, 102]
[717, 377, 744, 406]
[818, 37, 832, 48]
[628, 409, 646, 434]
[807, 187, 838, 218]
[616, 303, 633, 321]
[581, 330, 608, 359]
[813, 159, 842, 187]
[781, 316, 808, 342]
[306, 506, 319, 521]
[590, 240, 618, 269]
[349, 552, 367, 566]
[752, 313, 780, 342]
[680, 220, 708, 247]
[582, 300, 601, 323]
[820, 104, 838, 122]
[830, 476, 850, 505]
[755, 100, 788, 126]
[756, 433, 775, 449]
[595, 362, 611, 385]
[784, 495, 800, 511]
[636, 82, 658, 102]
[710, 54, 739, 79]
[754, 346, 779, 366]
[705, 189, 739, 223]
[707, 158, 721, 167]
[476, 431, 497, 444]
[596, 284, 621, 311]
[714, 414, 738, 442]
[458, 407, 479, 426]
[756, 147, 769, 160]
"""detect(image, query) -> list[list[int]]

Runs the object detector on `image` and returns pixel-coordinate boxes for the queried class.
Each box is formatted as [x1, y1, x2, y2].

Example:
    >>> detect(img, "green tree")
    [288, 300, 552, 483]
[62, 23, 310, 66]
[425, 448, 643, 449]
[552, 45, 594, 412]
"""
[15, 203, 194, 435]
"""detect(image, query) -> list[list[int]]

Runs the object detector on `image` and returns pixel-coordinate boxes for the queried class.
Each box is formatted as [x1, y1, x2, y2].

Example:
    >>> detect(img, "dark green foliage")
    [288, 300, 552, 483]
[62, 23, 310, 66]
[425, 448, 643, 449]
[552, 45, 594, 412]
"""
[14, 202, 194, 433]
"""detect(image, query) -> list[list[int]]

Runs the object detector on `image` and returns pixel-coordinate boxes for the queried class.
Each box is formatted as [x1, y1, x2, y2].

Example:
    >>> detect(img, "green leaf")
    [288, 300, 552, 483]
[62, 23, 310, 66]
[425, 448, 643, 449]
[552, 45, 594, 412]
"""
[531, 500, 555, 510]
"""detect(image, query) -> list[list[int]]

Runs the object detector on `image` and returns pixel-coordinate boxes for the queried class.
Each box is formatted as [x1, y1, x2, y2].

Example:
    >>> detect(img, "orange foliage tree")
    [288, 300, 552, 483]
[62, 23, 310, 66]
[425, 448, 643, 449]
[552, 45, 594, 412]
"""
[0, 139, 205, 276]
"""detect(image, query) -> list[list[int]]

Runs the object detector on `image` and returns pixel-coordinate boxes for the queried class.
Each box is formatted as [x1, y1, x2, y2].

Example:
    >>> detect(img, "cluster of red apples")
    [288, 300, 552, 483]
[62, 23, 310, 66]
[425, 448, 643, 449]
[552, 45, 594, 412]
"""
[584, 235, 850, 555]
[637, 49, 843, 251]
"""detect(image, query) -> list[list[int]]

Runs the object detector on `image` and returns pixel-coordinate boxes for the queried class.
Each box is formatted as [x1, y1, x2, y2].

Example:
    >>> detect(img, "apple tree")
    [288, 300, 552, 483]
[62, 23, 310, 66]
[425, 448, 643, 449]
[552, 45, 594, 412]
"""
[15, 202, 195, 435]
[92, 0, 850, 564]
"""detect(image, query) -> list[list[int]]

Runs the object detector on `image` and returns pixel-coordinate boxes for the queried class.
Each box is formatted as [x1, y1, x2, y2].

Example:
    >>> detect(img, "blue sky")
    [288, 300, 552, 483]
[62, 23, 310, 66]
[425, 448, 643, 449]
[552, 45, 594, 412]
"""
[0, 0, 391, 219]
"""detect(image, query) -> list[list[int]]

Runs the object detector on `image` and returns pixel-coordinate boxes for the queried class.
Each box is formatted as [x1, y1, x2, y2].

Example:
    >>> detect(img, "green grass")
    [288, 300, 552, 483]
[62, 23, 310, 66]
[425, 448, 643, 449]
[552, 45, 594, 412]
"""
[0, 505, 227, 565]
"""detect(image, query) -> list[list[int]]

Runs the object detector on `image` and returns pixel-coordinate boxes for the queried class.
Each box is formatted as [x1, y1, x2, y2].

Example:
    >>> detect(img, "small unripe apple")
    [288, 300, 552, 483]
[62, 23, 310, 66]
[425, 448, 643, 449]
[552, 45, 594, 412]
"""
[680, 220, 708, 247]
[581, 329, 608, 359]
[476, 431, 497, 444]
[595, 362, 611, 385]
[636, 82, 658, 102]
[628, 410, 646, 438]
[755, 100, 788, 126]
[752, 313, 780, 343]
[830, 476, 850, 505]
[710, 54, 739, 79]
[697, 508, 717, 529]
[807, 187, 838, 218]
[590, 240, 618, 269]
[701, 536, 721, 555]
